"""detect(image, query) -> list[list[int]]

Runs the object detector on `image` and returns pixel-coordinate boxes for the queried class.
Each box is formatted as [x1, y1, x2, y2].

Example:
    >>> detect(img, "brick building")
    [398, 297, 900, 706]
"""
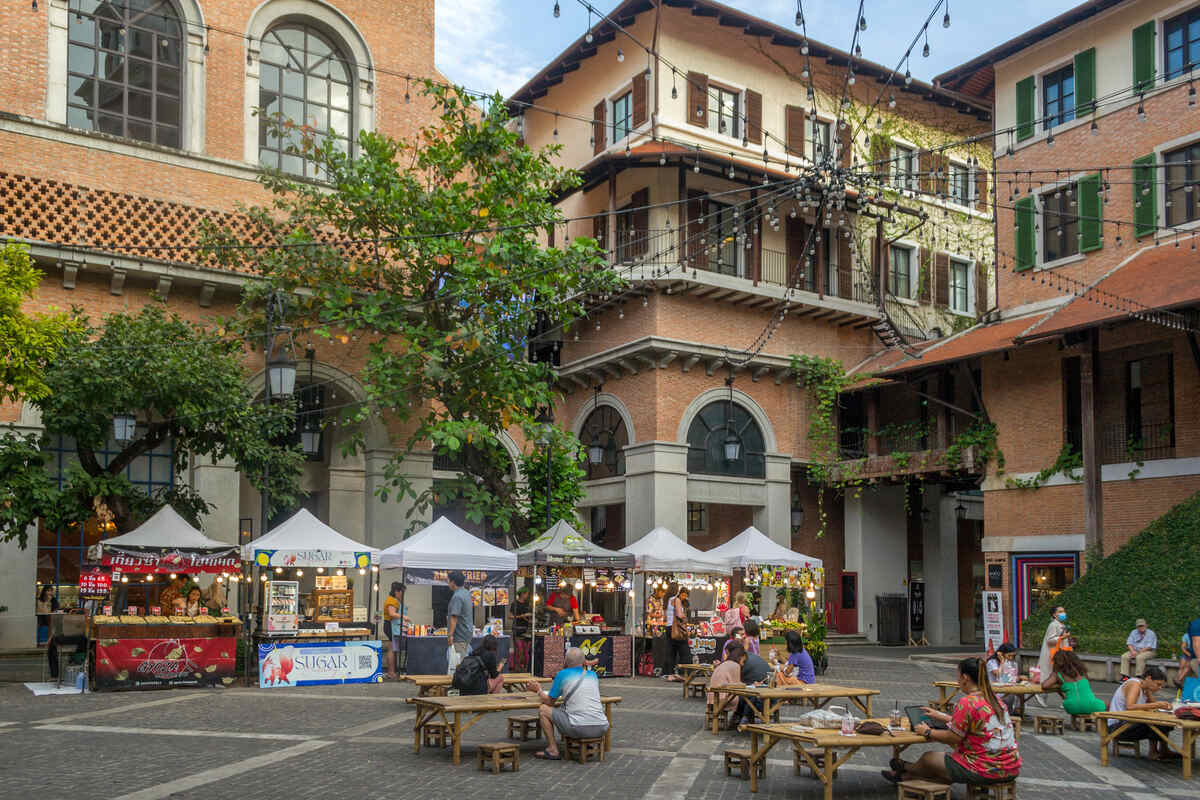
[509, 0, 994, 641]
[0, 0, 440, 646]
[850, 0, 1200, 646]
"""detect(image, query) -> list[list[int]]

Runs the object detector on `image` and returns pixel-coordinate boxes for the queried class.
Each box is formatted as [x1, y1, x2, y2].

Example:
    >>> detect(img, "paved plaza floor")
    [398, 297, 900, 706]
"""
[0, 647, 1194, 799]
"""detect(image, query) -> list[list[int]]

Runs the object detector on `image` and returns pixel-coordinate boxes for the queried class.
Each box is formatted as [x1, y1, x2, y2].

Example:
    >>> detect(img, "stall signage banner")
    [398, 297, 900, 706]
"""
[251, 549, 376, 569]
[689, 636, 719, 659]
[92, 547, 240, 574]
[79, 567, 112, 599]
[983, 591, 1004, 652]
[572, 635, 613, 677]
[404, 568, 514, 588]
[257, 640, 383, 688]
[94, 636, 237, 690]
[909, 580, 926, 634]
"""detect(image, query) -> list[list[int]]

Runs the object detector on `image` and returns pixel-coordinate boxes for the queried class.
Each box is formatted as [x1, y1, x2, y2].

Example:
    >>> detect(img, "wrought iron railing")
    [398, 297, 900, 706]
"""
[1099, 420, 1174, 464]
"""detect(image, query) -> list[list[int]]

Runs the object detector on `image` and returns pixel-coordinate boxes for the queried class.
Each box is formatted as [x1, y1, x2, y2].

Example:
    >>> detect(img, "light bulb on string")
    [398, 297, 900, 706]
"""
[274, 567, 283, 574]
[617, 48, 624, 63]
[585, 9, 593, 43]
[553, 0, 560, 17]
[859, 14, 867, 31]
[943, 0, 951, 28]
[904, 67, 912, 86]
[575, 580, 584, 590]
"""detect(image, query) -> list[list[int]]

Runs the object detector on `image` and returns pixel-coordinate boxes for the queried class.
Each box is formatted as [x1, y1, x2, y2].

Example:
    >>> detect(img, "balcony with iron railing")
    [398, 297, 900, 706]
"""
[830, 420, 981, 482]
[1100, 420, 1175, 464]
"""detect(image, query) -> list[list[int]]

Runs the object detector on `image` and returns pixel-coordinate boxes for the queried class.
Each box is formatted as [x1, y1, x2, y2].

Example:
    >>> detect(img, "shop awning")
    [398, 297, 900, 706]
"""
[378, 516, 516, 572]
[86, 506, 240, 574]
[704, 526, 822, 570]
[620, 527, 731, 574]
[515, 519, 636, 568]
[242, 509, 379, 569]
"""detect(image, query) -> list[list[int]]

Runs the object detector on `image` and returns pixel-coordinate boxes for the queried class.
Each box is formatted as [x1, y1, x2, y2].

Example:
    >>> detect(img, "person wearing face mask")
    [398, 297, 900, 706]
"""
[1035, 606, 1070, 706]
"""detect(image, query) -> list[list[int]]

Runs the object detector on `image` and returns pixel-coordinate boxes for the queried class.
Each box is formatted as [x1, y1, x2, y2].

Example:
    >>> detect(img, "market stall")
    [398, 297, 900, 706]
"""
[515, 519, 636, 678]
[85, 506, 243, 691]
[379, 516, 517, 674]
[620, 527, 733, 671]
[243, 510, 383, 687]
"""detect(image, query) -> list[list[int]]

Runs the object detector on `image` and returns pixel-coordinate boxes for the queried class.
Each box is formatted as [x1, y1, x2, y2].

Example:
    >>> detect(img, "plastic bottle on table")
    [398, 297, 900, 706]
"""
[841, 707, 856, 735]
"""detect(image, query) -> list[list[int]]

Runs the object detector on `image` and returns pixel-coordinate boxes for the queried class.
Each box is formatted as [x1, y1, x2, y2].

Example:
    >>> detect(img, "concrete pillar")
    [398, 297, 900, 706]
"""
[623, 441, 688, 543]
[0, 524, 37, 648]
[192, 456, 241, 544]
[843, 484, 907, 641]
[922, 487, 960, 646]
[366, 449, 431, 549]
[754, 454, 793, 546]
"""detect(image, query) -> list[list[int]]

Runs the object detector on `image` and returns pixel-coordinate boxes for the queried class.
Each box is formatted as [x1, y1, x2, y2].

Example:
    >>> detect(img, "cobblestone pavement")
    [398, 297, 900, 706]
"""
[0, 648, 1196, 799]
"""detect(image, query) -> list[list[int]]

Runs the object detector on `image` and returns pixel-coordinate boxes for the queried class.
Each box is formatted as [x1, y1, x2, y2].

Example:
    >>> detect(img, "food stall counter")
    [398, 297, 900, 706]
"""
[90, 614, 242, 691]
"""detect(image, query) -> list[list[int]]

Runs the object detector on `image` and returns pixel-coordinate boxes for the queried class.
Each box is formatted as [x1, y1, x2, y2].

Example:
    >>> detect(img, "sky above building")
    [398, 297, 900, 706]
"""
[435, 0, 1081, 99]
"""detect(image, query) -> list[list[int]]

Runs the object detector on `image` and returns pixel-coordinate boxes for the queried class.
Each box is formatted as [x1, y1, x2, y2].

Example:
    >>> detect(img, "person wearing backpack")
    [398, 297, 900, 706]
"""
[451, 634, 505, 695]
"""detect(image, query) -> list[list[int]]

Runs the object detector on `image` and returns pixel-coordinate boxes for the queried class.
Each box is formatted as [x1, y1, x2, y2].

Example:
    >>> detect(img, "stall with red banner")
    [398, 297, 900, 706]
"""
[84, 506, 243, 691]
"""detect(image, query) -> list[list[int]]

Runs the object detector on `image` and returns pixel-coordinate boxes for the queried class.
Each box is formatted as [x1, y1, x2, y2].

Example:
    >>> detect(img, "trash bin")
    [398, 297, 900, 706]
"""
[876, 594, 908, 646]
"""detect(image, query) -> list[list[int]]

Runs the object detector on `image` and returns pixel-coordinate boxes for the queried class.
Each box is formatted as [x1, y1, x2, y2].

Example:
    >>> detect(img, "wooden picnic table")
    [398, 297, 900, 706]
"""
[709, 683, 879, 732]
[742, 719, 924, 799]
[932, 680, 1046, 717]
[410, 691, 622, 764]
[399, 672, 538, 696]
[678, 662, 714, 699]
[1096, 709, 1200, 779]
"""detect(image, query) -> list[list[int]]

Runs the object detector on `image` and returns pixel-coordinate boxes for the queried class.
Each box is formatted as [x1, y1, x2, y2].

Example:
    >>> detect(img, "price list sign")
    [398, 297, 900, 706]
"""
[79, 568, 112, 600]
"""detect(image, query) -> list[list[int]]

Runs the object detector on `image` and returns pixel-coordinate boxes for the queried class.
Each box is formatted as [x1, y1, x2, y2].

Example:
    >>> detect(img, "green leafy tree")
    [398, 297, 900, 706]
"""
[0, 242, 78, 403]
[0, 304, 305, 546]
[519, 426, 587, 538]
[201, 82, 622, 538]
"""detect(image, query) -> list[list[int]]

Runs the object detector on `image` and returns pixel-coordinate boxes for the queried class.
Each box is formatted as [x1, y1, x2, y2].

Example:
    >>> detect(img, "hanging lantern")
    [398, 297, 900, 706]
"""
[267, 351, 297, 397]
[588, 442, 604, 465]
[723, 430, 741, 461]
[113, 412, 137, 443]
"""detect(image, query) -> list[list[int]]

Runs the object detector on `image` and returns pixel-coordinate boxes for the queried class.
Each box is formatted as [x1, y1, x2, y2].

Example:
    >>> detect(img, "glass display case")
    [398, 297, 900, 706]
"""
[266, 580, 299, 634]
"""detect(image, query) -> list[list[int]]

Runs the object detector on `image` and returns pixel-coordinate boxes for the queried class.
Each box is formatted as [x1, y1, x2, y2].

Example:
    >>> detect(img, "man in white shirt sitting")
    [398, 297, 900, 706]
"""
[1121, 618, 1158, 680]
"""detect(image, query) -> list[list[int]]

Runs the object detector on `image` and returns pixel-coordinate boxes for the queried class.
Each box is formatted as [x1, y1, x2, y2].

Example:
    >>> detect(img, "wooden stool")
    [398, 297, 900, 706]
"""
[688, 681, 708, 698]
[422, 722, 452, 748]
[476, 742, 519, 774]
[723, 749, 765, 780]
[507, 714, 540, 741]
[563, 737, 605, 764]
[897, 779, 953, 800]
[1112, 739, 1140, 758]
[706, 705, 730, 731]
[1033, 713, 1065, 735]
[1011, 717, 1021, 738]
[966, 782, 1017, 800]
[1071, 714, 1097, 733]
[793, 745, 838, 778]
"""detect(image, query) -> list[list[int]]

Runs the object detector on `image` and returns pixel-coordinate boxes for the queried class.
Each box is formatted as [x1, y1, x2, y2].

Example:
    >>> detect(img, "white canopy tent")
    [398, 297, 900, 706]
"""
[86, 506, 241, 574]
[619, 527, 731, 574]
[95, 506, 230, 551]
[378, 516, 516, 571]
[704, 526, 823, 570]
[242, 509, 379, 569]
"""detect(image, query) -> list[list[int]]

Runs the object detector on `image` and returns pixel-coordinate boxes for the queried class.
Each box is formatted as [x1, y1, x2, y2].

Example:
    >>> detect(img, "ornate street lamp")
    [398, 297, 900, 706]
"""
[723, 373, 741, 461]
[113, 412, 137, 443]
[587, 385, 604, 465]
[791, 489, 805, 530]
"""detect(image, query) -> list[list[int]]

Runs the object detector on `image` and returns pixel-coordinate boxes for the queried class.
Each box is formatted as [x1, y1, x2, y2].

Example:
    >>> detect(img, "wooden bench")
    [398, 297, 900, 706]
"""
[966, 782, 1017, 800]
[1071, 714, 1098, 733]
[897, 779, 952, 800]
[793, 745, 838, 778]
[1032, 713, 1065, 735]
[724, 749, 765, 780]
[563, 736, 605, 764]
[507, 714, 540, 741]
[422, 721, 452, 748]
[476, 742, 519, 773]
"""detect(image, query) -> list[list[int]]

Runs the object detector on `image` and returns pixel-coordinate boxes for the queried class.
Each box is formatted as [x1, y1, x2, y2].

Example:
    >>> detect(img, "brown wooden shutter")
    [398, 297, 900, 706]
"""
[840, 133, 852, 168]
[919, 152, 933, 194]
[632, 73, 648, 128]
[687, 71, 708, 128]
[745, 89, 762, 145]
[686, 190, 707, 270]
[975, 169, 989, 212]
[975, 262, 988, 315]
[630, 188, 650, 259]
[870, 137, 890, 180]
[593, 100, 606, 155]
[785, 105, 805, 155]
[837, 234, 852, 299]
[918, 246, 931, 302]
[934, 252, 950, 307]
[786, 217, 806, 289]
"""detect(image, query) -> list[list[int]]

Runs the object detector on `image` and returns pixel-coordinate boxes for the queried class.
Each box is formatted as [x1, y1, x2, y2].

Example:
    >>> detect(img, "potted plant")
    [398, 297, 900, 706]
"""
[803, 606, 828, 675]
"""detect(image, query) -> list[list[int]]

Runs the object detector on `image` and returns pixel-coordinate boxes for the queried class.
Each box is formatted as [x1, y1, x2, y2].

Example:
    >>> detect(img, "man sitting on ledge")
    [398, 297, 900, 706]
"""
[527, 647, 609, 760]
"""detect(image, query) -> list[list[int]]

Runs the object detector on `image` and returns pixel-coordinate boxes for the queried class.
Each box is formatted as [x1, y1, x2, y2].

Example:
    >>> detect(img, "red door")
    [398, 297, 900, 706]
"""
[838, 572, 858, 634]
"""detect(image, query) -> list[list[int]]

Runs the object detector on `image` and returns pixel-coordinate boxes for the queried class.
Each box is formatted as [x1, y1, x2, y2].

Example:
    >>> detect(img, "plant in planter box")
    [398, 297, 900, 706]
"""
[803, 607, 828, 673]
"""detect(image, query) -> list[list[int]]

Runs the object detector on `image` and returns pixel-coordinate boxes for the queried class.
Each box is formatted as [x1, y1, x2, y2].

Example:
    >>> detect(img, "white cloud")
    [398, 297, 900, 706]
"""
[436, 0, 540, 97]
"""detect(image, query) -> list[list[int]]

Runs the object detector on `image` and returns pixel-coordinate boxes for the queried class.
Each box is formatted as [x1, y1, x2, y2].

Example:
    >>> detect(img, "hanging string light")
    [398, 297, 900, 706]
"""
[943, 0, 951, 28]
[553, 0, 560, 17]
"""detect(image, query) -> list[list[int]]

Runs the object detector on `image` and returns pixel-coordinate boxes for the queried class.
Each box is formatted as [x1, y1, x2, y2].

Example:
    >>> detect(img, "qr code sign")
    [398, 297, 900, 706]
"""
[359, 654, 374, 671]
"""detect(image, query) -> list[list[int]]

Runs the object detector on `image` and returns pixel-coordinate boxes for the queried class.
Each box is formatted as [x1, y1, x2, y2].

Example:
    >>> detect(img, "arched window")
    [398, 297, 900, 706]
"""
[258, 23, 353, 178]
[66, 0, 184, 147]
[686, 401, 766, 478]
[580, 405, 628, 480]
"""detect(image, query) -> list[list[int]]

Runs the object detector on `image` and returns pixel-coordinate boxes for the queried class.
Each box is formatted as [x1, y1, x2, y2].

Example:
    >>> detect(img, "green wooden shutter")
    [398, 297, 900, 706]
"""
[1133, 153, 1157, 238]
[1015, 195, 1036, 271]
[1015, 76, 1035, 142]
[1132, 22, 1156, 93]
[1078, 173, 1103, 252]
[1074, 48, 1096, 115]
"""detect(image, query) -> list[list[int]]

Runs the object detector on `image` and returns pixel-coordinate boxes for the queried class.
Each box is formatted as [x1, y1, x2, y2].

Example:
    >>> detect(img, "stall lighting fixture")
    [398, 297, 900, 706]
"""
[336, 569, 344, 576]
[317, 567, 324, 573]
[371, 565, 378, 573]
[275, 567, 283, 574]
[358, 568, 366, 575]
[121, 576, 129, 583]
[260, 573, 268, 581]
[534, 576, 543, 584]
[805, 586, 816, 600]
[215, 576, 223, 583]
[169, 572, 177, 579]
[575, 580, 584, 590]
[295, 570, 303, 577]
[373, 583, 379, 591]
[145, 575, 153, 582]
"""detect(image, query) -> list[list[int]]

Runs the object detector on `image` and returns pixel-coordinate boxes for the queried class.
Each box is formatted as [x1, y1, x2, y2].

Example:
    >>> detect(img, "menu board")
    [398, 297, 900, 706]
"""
[314, 575, 348, 590]
[266, 581, 300, 634]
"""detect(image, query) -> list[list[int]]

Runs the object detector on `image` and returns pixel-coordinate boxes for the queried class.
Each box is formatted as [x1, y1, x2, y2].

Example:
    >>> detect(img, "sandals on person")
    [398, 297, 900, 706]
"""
[881, 769, 904, 784]
[889, 758, 907, 773]
[535, 749, 562, 760]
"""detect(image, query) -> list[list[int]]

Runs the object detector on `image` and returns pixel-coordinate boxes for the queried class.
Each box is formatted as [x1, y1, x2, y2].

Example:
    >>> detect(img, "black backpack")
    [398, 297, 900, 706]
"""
[451, 654, 487, 694]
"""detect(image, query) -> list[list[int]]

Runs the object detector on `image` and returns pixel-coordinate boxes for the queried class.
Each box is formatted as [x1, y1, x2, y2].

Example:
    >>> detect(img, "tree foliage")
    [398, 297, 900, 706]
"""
[518, 427, 587, 539]
[0, 242, 78, 403]
[202, 83, 622, 537]
[0, 304, 305, 546]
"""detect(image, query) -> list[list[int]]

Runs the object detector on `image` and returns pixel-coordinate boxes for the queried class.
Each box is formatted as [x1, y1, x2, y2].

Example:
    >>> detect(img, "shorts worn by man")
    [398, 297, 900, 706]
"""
[528, 647, 610, 759]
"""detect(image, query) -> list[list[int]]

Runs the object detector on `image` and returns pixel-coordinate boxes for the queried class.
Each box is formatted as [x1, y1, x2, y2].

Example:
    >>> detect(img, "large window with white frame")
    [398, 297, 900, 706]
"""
[612, 89, 633, 143]
[1041, 184, 1079, 263]
[1164, 141, 1200, 227]
[1164, 7, 1200, 81]
[948, 163, 973, 205]
[892, 144, 917, 192]
[889, 244, 915, 299]
[806, 118, 831, 163]
[949, 257, 972, 314]
[708, 85, 740, 139]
